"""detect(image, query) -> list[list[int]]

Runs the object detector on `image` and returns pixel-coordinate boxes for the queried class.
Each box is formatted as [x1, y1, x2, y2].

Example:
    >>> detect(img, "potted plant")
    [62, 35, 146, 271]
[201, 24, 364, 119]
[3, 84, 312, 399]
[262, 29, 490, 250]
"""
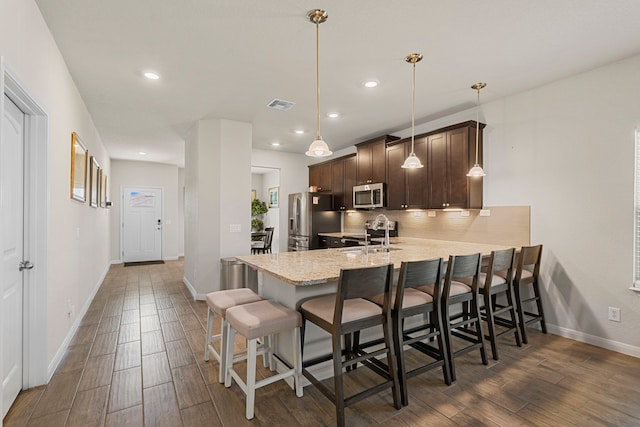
[251, 198, 268, 234]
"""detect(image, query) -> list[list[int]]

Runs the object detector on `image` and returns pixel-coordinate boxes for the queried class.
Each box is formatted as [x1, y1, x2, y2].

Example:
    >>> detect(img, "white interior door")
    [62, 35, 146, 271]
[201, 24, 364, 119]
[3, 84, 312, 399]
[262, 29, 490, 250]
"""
[122, 187, 163, 262]
[2, 94, 25, 418]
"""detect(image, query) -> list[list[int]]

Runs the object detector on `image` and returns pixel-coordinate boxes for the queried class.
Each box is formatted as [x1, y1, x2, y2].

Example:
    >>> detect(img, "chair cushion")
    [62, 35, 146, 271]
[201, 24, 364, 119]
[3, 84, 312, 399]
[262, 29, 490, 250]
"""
[418, 282, 470, 297]
[206, 288, 263, 316]
[300, 294, 382, 325]
[226, 300, 302, 340]
[457, 273, 506, 289]
[497, 269, 532, 281]
[368, 288, 433, 309]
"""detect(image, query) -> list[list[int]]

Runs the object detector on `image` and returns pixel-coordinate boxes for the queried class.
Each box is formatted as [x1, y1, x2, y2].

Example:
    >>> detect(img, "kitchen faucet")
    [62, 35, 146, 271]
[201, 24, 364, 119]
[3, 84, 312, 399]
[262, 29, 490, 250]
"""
[372, 213, 390, 252]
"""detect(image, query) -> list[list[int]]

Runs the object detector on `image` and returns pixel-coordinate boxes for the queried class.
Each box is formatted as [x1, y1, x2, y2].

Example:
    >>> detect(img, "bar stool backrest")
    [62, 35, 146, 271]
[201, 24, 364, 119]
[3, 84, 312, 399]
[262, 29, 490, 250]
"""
[443, 253, 482, 299]
[395, 258, 443, 311]
[335, 264, 393, 325]
[515, 244, 542, 284]
[484, 248, 516, 292]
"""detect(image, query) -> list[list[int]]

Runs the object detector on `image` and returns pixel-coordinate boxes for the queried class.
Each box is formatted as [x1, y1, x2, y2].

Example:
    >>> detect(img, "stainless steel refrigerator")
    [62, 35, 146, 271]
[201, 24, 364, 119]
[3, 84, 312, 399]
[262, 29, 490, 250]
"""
[288, 192, 341, 251]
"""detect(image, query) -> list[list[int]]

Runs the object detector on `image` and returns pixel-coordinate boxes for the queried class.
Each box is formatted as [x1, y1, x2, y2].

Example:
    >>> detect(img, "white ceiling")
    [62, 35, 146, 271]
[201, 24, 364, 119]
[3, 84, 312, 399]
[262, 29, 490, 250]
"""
[36, 0, 640, 167]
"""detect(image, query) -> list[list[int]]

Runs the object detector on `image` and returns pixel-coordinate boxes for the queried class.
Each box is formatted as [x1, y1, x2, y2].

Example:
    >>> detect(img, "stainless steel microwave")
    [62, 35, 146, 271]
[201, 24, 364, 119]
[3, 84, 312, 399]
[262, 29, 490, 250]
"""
[353, 183, 385, 209]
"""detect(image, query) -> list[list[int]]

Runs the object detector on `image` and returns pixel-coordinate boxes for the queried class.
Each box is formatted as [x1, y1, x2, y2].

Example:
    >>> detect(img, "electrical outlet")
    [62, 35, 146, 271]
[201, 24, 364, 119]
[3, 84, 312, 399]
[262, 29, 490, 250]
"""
[608, 306, 621, 322]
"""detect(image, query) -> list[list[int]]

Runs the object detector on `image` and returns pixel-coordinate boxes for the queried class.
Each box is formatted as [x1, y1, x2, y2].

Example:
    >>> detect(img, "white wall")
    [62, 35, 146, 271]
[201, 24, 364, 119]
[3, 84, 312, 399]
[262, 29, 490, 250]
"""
[178, 168, 184, 256]
[252, 150, 311, 252]
[0, 0, 111, 384]
[184, 119, 252, 298]
[109, 160, 180, 262]
[390, 55, 640, 355]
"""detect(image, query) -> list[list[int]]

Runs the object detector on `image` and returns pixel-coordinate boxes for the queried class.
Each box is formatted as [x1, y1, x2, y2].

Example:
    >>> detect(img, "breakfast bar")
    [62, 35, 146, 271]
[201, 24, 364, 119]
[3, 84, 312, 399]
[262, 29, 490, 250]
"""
[235, 237, 513, 380]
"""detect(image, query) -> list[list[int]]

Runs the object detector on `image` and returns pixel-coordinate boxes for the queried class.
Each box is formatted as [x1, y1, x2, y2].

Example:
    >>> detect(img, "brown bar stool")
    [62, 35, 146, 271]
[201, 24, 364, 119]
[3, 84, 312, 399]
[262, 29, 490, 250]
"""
[224, 299, 303, 420]
[298, 264, 401, 427]
[510, 244, 546, 344]
[367, 258, 451, 406]
[458, 248, 521, 360]
[204, 288, 264, 383]
[439, 253, 487, 382]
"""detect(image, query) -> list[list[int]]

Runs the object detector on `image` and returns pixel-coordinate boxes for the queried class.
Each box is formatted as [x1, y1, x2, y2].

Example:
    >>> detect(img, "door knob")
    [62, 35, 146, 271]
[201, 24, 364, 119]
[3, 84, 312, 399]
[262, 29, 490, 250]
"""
[19, 261, 34, 271]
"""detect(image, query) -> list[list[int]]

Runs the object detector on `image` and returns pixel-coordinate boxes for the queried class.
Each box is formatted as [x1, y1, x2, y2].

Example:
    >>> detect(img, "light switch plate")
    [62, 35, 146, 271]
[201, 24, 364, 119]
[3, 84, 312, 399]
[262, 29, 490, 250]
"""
[229, 224, 241, 233]
[460, 211, 470, 217]
[412, 211, 422, 217]
[427, 211, 436, 217]
[480, 209, 491, 217]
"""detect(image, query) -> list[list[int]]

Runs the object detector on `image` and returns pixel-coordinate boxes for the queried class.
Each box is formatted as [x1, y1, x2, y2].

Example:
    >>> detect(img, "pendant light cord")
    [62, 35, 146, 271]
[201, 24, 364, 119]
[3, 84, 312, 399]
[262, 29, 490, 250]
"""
[475, 87, 480, 164]
[410, 61, 416, 155]
[315, 20, 321, 140]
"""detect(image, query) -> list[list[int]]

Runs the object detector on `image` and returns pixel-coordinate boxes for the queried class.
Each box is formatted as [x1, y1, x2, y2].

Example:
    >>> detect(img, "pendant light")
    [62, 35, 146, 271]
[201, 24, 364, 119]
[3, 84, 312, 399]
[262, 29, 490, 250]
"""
[467, 82, 487, 177]
[305, 9, 332, 158]
[401, 53, 424, 169]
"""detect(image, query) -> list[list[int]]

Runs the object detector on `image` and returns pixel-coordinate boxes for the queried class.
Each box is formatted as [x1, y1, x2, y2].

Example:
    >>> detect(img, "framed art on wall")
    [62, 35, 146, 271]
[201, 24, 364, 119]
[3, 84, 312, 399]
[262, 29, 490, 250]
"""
[100, 171, 107, 207]
[90, 156, 100, 208]
[268, 186, 279, 208]
[70, 132, 88, 202]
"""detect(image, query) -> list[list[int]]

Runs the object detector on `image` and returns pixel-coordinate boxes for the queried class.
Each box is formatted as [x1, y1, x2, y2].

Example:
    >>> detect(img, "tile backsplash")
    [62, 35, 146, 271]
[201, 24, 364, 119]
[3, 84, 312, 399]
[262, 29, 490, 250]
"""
[344, 206, 530, 247]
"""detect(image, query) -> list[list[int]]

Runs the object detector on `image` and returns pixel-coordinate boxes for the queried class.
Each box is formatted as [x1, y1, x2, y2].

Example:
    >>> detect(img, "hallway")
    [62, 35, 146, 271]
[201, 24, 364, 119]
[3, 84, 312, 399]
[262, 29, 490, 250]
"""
[4, 260, 640, 426]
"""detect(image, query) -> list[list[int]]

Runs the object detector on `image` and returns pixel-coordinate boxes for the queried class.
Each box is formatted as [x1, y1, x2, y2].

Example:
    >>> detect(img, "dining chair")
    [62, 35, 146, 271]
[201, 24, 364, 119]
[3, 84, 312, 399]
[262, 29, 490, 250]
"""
[251, 227, 274, 254]
[298, 264, 401, 427]
[458, 248, 520, 360]
[364, 258, 451, 406]
[509, 244, 545, 344]
[438, 253, 487, 382]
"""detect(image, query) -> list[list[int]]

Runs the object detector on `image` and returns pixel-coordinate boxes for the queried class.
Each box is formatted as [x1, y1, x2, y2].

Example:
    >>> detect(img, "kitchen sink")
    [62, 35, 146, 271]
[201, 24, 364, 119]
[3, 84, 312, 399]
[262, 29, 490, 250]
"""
[339, 246, 400, 255]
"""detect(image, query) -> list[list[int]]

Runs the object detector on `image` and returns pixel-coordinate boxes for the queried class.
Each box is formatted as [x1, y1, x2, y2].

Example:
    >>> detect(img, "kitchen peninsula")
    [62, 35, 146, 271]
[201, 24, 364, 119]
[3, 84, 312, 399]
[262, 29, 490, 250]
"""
[236, 237, 515, 380]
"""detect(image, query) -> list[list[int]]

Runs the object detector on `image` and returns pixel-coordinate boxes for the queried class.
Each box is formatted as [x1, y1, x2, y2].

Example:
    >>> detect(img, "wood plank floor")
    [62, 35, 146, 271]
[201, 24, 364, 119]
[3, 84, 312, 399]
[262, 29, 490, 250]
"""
[4, 259, 640, 426]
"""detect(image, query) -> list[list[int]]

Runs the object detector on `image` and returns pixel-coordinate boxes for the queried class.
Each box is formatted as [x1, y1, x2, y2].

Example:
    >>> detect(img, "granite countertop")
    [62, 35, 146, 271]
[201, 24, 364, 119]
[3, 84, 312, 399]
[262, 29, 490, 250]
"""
[236, 237, 512, 286]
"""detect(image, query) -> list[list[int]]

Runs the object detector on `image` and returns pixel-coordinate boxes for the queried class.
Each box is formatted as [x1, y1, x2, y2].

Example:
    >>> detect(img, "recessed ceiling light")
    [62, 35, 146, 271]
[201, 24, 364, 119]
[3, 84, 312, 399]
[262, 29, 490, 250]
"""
[363, 80, 379, 88]
[293, 129, 305, 135]
[138, 151, 147, 155]
[143, 71, 160, 80]
[327, 112, 340, 118]
[271, 142, 281, 147]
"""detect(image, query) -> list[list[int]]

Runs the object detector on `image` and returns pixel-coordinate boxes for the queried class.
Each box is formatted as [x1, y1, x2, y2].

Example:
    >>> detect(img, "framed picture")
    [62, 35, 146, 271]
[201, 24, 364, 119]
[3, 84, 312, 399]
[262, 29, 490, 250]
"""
[100, 171, 107, 208]
[268, 186, 279, 208]
[251, 189, 256, 201]
[89, 156, 100, 208]
[70, 132, 88, 202]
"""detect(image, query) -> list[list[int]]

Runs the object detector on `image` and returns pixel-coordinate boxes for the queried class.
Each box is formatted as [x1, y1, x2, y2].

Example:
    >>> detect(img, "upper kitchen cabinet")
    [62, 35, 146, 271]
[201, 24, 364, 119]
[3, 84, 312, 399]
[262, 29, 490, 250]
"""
[428, 121, 484, 209]
[332, 154, 357, 210]
[308, 161, 332, 192]
[356, 135, 399, 185]
[386, 136, 428, 210]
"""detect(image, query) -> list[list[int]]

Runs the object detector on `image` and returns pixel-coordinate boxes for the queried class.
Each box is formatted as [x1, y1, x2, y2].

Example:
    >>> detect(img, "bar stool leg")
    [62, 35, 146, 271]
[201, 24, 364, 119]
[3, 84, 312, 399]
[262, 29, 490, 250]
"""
[204, 308, 214, 361]
[245, 338, 258, 419]
[332, 333, 346, 427]
[224, 322, 236, 388]
[293, 327, 303, 397]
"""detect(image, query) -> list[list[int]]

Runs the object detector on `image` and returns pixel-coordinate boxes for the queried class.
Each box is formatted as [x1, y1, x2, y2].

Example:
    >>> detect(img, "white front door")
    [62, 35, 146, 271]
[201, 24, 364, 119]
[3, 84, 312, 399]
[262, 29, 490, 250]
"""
[122, 187, 163, 262]
[1, 94, 25, 417]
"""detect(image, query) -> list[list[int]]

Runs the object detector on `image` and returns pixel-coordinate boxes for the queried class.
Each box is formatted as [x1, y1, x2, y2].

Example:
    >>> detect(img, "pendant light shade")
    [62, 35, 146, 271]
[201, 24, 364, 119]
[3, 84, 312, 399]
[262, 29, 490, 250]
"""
[467, 82, 486, 177]
[305, 9, 332, 158]
[402, 53, 424, 169]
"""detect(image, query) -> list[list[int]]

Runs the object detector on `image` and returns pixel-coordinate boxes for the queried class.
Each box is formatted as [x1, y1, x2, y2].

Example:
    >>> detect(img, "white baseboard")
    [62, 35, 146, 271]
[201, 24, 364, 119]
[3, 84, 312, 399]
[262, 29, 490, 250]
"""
[47, 262, 110, 380]
[547, 324, 640, 358]
[110, 259, 122, 265]
[182, 276, 207, 301]
[163, 256, 179, 261]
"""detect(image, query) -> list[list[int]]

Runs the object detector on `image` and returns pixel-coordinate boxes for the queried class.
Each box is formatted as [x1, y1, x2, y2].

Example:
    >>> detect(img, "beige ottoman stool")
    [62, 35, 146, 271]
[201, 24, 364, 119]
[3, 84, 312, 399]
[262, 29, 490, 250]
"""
[224, 299, 303, 420]
[204, 288, 264, 383]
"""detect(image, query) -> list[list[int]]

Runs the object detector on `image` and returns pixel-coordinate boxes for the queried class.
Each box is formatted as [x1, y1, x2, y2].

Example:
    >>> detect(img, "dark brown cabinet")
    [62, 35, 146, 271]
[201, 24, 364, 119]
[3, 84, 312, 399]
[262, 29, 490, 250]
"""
[332, 155, 357, 210]
[308, 161, 332, 192]
[386, 137, 428, 210]
[308, 154, 357, 211]
[427, 121, 484, 209]
[356, 135, 398, 185]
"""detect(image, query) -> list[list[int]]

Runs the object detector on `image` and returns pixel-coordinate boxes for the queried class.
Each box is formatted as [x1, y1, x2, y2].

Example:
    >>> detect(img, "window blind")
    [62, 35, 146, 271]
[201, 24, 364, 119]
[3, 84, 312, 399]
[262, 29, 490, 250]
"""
[635, 130, 640, 287]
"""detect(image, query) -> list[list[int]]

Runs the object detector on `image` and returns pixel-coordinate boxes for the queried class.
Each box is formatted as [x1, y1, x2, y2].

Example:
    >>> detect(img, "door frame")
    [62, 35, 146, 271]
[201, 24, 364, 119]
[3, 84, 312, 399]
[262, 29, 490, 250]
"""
[120, 185, 164, 263]
[1, 58, 50, 413]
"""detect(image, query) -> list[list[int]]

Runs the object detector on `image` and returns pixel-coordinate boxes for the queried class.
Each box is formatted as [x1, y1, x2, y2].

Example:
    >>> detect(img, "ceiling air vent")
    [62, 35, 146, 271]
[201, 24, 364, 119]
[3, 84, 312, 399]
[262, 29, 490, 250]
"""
[267, 99, 295, 111]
